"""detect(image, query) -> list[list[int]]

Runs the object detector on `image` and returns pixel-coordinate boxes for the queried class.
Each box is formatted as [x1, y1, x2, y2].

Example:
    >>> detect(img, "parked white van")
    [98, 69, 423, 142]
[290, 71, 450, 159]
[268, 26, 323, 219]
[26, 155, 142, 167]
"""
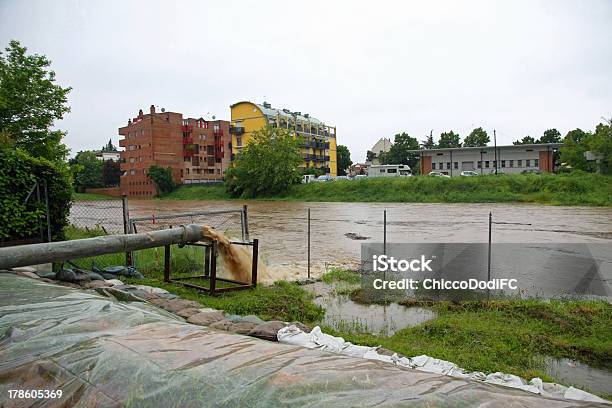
[302, 174, 316, 184]
[368, 164, 412, 178]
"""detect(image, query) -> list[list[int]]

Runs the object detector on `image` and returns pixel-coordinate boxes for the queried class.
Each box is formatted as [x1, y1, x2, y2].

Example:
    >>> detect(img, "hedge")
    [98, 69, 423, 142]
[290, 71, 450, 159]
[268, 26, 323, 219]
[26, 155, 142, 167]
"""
[0, 148, 72, 242]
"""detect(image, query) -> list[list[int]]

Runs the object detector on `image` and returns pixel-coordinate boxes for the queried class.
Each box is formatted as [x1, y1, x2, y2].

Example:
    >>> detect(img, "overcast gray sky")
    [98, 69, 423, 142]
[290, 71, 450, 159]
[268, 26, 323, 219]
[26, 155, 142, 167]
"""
[1, 0, 610, 162]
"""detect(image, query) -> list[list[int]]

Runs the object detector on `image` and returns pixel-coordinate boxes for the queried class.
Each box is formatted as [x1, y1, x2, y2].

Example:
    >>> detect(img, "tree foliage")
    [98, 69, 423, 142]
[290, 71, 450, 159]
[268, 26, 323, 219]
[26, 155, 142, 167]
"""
[539, 128, 562, 144]
[421, 133, 436, 149]
[513, 136, 536, 145]
[380, 132, 420, 171]
[463, 127, 490, 147]
[0, 40, 72, 162]
[225, 127, 302, 197]
[336, 145, 352, 176]
[102, 159, 121, 187]
[69, 151, 103, 192]
[148, 165, 176, 195]
[0, 146, 72, 242]
[560, 122, 611, 174]
[437, 131, 461, 148]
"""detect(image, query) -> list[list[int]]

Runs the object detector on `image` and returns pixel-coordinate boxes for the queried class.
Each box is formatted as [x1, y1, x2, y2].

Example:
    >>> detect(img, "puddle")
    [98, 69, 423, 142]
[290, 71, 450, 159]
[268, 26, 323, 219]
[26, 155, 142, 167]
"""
[543, 356, 612, 395]
[306, 281, 436, 336]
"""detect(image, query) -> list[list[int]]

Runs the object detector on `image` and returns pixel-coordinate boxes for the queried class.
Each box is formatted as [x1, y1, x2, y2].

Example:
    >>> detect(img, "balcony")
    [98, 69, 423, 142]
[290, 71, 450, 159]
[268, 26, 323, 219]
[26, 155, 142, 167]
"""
[183, 137, 194, 144]
[229, 126, 245, 135]
[119, 139, 126, 147]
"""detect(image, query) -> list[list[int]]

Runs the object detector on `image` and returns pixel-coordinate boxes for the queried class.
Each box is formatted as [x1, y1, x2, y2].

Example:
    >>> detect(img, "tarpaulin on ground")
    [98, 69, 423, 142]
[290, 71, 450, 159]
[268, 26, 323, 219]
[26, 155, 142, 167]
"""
[0, 273, 608, 407]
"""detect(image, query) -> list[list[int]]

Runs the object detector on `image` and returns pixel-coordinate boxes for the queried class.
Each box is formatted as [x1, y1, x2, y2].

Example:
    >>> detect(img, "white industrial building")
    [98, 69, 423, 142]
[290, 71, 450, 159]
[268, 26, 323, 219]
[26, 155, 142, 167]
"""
[410, 143, 563, 176]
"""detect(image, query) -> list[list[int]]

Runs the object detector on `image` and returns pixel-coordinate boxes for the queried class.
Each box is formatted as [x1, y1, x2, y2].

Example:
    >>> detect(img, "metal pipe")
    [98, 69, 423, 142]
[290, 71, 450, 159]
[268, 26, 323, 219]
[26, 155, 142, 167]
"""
[0, 224, 206, 270]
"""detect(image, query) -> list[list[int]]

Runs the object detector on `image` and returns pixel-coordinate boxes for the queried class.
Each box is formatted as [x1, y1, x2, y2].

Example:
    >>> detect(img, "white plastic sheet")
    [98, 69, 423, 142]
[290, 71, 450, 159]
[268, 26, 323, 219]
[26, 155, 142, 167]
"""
[277, 325, 609, 404]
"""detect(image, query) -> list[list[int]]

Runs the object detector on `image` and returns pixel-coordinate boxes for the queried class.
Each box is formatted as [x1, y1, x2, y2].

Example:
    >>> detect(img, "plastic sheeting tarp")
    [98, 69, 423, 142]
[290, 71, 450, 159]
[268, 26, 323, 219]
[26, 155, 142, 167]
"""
[277, 325, 610, 404]
[0, 273, 609, 408]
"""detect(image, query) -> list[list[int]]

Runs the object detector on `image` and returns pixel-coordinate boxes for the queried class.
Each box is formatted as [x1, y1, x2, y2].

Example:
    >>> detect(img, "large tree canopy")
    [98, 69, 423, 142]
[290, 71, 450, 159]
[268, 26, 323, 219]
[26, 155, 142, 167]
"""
[0, 40, 71, 162]
[513, 135, 536, 145]
[225, 127, 302, 197]
[381, 132, 420, 171]
[336, 145, 352, 176]
[462, 127, 490, 147]
[539, 128, 562, 144]
[437, 131, 461, 148]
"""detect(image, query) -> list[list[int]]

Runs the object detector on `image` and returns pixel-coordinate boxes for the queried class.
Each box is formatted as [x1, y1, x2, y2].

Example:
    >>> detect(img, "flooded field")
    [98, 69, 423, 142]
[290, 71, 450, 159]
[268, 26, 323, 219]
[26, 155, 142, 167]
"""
[72, 200, 612, 282]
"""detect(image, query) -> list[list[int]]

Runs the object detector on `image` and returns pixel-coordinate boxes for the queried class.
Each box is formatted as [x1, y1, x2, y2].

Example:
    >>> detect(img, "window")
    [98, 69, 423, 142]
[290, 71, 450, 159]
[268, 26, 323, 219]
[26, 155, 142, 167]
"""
[380, 169, 386, 173]
[207, 145, 214, 155]
[509, 160, 513, 168]
[517, 160, 522, 167]
[526, 159, 531, 167]
[534, 159, 539, 167]
[388, 168, 397, 173]
[236, 136, 242, 147]
[436, 153, 443, 156]
[485, 161, 490, 168]
[129, 157, 135, 163]
[130, 169, 135, 175]
[501, 160, 506, 168]
[477, 161, 482, 168]
[432, 163, 436, 170]
[439, 163, 443, 169]
[446, 162, 451, 170]
[453, 162, 458, 169]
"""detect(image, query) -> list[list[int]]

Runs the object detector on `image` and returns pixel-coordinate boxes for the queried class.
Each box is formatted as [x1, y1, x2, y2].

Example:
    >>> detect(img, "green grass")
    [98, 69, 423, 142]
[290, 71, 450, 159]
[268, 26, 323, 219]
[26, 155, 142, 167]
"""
[64, 225, 324, 323]
[73, 192, 120, 201]
[160, 173, 612, 206]
[323, 299, 612, 390]
[321, 268, 361, 284]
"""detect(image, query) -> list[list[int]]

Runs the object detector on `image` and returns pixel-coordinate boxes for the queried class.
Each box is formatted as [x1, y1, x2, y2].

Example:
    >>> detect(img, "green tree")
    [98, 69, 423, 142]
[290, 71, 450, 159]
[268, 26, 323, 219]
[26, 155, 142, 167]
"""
[102, 159, 121, 187]
[560, 128, 591, 170]
[589, 122, 611, 173]
[366, 150, 376, 162]
[513, 136, 536, 145]
[336, 145, 352, 176]
[148, 165, 176, 195]
[102, 139, 117, 151]
[421, 132, 436, 149]
[437, 131, 461, 148]
[225, 127, 302, 197]
[539, 128, 562, 144]
[462, 127, 490, 147]
[0, 40, 72, 162]
[69, 151, 103, 192]
[382, 132, 420, 169]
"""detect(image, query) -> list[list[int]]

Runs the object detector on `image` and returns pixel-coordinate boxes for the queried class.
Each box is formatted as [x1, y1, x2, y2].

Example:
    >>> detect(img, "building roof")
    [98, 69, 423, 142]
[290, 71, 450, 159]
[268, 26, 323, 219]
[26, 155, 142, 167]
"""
[407, 143, 564, 154]
[231, 101, 326, 126]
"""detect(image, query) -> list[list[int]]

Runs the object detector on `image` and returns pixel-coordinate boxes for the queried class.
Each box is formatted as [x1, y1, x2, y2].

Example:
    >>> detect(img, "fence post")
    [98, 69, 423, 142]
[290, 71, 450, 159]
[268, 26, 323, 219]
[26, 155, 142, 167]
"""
[122, 195, 132, 266]
[243, 205, 250, 242]
[164, 244, 171, 282]
[307, 208, 311, 279]
[251, 238, 259, 288]
[210, 242, 217, 295]
[488, 212, 492, 282]
[42, 179, 51, 243]
[383, 210, 387, 255]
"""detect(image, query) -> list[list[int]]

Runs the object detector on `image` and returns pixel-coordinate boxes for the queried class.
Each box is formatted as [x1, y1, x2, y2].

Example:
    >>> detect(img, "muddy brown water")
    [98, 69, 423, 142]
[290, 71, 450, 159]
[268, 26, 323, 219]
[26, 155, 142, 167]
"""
[72, 200, 612, 283]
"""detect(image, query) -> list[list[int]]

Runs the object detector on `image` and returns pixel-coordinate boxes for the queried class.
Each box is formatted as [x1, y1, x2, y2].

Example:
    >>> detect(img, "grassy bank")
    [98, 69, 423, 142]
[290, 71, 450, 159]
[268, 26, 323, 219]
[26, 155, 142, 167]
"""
[325, 297, 612, 394]
[160, 173, 612, 206]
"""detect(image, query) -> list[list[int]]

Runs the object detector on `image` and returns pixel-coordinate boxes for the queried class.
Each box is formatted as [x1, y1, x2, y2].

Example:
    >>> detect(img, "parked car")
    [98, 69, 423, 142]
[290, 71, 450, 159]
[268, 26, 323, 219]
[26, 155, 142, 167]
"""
[315, 175, 332, 182]
[302, 174, 316, 184]
[460, 171, 479, 177]
[521, 169, 542, 175]
[428, 171, 451, 178]
[334, 176, 349, 181]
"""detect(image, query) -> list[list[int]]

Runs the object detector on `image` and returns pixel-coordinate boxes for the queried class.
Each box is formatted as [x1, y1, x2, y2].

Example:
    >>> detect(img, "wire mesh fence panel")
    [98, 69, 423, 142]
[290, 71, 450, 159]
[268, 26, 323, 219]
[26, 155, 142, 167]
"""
[130, 210, 246, 280]
[66, 199, 128, 270]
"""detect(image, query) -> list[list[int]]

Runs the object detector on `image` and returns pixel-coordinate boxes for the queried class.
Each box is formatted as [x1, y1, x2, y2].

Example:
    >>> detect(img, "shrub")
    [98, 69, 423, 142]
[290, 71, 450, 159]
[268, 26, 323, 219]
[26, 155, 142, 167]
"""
[0, 148, 72, 242]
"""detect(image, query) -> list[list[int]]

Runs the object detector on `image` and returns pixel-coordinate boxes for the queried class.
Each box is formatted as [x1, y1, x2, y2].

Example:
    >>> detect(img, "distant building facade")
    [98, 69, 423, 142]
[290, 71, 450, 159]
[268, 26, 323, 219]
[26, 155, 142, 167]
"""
[413, 143, 562, 176]
[366, 137, 392, 165]
[94, 150, 120, 162]
[118, 105, 229, 196]
[229, 101, 338, 177]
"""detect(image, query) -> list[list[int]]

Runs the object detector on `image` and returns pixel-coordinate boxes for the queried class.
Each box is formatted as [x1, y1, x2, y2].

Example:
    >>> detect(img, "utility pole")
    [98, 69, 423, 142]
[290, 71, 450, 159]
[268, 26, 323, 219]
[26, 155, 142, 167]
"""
[493, 129, 498, 175]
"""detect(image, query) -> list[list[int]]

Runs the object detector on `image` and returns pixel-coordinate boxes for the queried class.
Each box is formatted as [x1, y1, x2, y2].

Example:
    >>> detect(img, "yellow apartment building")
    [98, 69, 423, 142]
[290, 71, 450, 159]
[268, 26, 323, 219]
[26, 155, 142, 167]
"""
[229, 101, 337, 177]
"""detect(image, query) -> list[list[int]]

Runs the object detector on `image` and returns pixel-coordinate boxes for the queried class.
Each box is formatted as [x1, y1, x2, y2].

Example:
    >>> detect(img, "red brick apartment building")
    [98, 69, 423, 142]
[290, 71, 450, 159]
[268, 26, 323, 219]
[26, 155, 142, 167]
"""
[118, 105, 230, 196]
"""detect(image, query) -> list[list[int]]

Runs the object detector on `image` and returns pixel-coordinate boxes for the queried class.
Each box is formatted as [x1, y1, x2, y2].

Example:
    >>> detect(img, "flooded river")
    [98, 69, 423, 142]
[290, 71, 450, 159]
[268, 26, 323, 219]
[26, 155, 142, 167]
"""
[115, 200, 612, 279]
[72, 200, 612, 281]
